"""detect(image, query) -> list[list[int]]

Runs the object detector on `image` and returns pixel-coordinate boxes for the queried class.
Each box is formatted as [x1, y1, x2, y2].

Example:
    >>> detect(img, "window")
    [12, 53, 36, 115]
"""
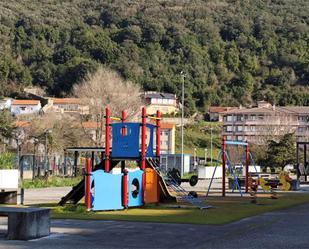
[163, 99, 168, 104]
[258, 114, 264, 120]
[237, 136, 243, 141]
[236, 115, 243, 121]
[227, 136, 232, 140]
[298, 127, 306, 133]
[226, 126, 233, 132]
[237, 126, 243, 131]
[20, 107, 26, 111]
[227, 115, 233, 122]
[251, 115, 256, 121]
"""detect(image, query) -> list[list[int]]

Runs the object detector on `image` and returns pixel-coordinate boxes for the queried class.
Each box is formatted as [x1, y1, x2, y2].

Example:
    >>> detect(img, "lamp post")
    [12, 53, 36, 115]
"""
[44, 129, 52, 173]
[32, 138, 39, 180]
[210, 127, 213, 166]
[180, 71, 185, 175]
[193, 148, 197, 170]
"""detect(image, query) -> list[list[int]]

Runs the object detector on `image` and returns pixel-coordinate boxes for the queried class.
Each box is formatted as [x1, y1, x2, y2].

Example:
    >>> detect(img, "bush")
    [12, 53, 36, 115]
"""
[0, 152, 15, 169]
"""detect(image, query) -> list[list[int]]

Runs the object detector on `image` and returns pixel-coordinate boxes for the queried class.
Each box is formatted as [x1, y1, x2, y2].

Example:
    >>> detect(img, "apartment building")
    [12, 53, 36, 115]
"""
[142, 91, 178, 115]
[221, 102, 309, 144]
[160, 123, 176, 154]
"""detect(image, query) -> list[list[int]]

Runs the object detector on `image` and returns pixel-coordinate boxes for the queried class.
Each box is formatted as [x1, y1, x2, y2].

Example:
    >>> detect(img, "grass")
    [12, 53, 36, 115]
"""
[175, 121, 222, 158]
[22, 176, 82, 189]
[48, 193, 309, 225]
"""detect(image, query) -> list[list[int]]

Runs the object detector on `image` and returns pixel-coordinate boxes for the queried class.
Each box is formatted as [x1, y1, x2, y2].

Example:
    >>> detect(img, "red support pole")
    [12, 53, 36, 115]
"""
[245, 142, 249, 193]
[141, 107, 146, 170]
[122, 169, 128, 208]
[105, 107, 110, 173]
[141, 107, 147, 204]
[121, 110, 126, 136]
[121, 110, 126, 173]
[85, 158, 91, 211]
[222, 137, 226, 197]
[156, 110, 161, 158]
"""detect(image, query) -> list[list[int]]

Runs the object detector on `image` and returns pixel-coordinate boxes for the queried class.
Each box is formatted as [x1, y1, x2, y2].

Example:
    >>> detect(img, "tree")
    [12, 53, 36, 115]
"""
[72, 66, 142, 118]
[26, 113, 92, 153]
[265, 133, 296, 169]
[0, 110, 13, 141]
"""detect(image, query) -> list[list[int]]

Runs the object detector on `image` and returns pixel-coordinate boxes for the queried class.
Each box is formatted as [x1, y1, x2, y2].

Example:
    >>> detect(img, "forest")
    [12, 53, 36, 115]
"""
[0, 0, 308, 114]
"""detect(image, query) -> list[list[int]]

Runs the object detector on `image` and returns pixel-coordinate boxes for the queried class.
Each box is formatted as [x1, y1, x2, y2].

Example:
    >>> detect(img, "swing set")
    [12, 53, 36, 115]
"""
[206, 137, 258, 197]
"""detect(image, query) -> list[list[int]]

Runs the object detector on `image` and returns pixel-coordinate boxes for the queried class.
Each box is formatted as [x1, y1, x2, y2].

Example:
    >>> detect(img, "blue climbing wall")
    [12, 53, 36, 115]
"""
[111, 122, 156, 158]
[90, 170, 124, 211]
[128, 169, 144, 207]
[111, 123, 141, 158]
[146, 124, 155, 157]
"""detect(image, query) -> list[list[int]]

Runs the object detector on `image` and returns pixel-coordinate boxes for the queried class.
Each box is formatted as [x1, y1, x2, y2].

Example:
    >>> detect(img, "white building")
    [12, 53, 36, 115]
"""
[11, 100, 41, 116]
[0, 98, 12, 110]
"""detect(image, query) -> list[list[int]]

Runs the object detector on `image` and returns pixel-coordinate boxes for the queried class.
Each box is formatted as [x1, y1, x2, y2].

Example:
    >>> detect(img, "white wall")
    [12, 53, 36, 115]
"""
[11, 103, 41, 115]
[198, 166, 223, 179]
[0, 170, 19, 189]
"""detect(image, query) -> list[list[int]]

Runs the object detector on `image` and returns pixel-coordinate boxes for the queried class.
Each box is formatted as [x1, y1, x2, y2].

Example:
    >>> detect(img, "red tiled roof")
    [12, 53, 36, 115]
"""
[82, 121, 100, 129]
[161, 123, 175, 129]
[52, 98, 81, 105]
[13, 121, 31, 128]
[209, 106, 236, 113]
[12, 100, 40, 105]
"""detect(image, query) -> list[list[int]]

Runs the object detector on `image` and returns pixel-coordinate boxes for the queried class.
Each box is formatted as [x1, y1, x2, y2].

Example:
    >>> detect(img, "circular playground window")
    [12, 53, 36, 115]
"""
[131, 178, 139, 198]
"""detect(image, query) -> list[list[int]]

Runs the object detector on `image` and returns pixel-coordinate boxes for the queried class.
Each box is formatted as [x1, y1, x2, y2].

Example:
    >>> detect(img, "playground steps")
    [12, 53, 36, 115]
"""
[147, 158, 211, 210]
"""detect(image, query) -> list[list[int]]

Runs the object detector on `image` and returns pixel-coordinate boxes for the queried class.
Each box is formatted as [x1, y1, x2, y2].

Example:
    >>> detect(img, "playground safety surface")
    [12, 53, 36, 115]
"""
[1, 202, 309, 249]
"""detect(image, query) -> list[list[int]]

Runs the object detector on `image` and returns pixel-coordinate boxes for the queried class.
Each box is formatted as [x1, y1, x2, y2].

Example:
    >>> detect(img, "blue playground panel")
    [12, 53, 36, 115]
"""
[90, 170, 124, 211]
[127, 169, 144, 207]
[111, 123, 155, 158]
[145, 124, 154, 157]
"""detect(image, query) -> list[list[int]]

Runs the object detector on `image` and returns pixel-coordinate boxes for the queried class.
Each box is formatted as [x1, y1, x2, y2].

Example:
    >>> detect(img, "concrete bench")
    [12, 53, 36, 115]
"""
[0, 207, 50, 240]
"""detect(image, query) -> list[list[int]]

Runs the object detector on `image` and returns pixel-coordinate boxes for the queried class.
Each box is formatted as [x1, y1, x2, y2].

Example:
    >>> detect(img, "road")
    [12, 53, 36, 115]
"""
[1, 202, 309, 248]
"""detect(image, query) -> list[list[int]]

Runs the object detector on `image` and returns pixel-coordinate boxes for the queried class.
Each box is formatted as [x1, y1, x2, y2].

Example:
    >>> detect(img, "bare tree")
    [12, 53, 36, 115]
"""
[72, 66, 143, 119]
[26, 113, 93, 153]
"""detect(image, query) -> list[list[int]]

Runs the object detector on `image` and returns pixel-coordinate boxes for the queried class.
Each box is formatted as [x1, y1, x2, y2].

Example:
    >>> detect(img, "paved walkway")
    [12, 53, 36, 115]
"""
[1, 203, 309, 248]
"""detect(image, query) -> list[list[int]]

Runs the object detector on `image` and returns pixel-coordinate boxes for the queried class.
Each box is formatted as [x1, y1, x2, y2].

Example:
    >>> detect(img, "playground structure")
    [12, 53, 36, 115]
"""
[59, 107, 210, 211]
[206, 138, 256, 197]
[297, 141, 309, 183]
[206, 137, 296, 198]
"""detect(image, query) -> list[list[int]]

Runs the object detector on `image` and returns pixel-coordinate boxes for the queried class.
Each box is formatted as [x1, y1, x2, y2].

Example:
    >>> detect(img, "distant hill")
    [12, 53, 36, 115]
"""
[0, 0, 308, 114]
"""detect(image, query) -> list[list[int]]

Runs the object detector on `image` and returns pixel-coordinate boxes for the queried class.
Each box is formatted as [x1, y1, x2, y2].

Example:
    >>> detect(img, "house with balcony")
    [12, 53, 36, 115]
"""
[142, 92, 178, 115]
[10, 100, 42, 116]
[220, 102, 309, 144]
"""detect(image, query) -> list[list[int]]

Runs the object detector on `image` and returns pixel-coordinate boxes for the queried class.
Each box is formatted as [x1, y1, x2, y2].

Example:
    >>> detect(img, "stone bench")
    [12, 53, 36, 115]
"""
[0, 207, 50, 240]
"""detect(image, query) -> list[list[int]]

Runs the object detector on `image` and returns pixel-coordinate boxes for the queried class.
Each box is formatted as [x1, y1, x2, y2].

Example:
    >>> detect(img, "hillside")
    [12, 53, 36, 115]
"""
[0, 0, 308, 114]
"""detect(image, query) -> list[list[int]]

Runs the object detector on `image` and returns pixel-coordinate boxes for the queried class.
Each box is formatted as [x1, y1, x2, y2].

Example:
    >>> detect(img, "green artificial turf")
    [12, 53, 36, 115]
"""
[48, 193, 309, 225]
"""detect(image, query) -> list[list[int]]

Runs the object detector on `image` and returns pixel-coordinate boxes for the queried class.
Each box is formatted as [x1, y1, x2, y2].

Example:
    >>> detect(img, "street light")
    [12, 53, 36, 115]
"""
[210, 127, 213, 166]
[180, 71, 185, 175]
[44, 129, 52, 173]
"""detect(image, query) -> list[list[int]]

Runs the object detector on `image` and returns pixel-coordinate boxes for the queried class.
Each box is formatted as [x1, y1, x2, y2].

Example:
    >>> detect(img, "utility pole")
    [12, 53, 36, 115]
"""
[210, 127, 213, 166]
[180, 71, 185, 175]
